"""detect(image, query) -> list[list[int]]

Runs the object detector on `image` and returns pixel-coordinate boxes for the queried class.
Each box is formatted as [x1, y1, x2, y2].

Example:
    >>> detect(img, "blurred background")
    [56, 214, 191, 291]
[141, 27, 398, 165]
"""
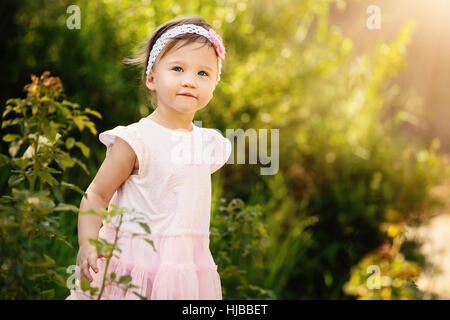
[1, 0, 450, 299]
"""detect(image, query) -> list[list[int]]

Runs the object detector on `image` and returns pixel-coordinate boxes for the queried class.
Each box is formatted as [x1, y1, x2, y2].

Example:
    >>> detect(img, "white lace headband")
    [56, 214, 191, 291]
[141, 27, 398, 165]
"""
[145, 24, 226, 84]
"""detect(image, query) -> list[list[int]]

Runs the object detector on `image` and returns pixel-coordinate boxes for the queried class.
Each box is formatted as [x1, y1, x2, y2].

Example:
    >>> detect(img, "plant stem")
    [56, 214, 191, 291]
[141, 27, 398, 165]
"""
[96, 212, 123, 300]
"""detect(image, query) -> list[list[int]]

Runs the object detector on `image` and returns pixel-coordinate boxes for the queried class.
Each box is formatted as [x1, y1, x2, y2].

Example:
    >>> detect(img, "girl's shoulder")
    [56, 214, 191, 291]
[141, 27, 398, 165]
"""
[198, 125, 226, 140]
[198, 126, 232, 174]
[99, 120, 142, 145]
[203, 126, 229, 147]
[99, 119, 147, 173]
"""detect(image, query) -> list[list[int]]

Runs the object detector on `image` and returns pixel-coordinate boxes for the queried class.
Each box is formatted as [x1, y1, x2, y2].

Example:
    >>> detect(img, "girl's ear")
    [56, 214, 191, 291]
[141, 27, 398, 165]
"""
[145, 70, 156, 91]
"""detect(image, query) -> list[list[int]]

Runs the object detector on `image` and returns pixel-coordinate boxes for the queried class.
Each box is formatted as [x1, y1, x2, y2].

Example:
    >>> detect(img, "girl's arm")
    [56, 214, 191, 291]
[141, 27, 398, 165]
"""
[77, 189, 107, 247]
[76, 137, 138, 281]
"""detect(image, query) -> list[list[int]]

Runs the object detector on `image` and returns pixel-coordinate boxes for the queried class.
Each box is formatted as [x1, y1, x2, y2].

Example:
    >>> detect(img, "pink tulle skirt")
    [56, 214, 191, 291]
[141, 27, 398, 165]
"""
[66, 224, 222, 300]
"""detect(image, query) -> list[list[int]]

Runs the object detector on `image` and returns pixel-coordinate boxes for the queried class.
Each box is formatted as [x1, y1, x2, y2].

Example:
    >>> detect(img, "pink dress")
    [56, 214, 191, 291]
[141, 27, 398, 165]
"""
[66, 116, 232, 300]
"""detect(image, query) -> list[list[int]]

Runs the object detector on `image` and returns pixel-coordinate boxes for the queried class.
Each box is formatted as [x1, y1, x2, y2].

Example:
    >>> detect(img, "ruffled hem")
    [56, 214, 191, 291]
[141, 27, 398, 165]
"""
[66, 224, 222, 300]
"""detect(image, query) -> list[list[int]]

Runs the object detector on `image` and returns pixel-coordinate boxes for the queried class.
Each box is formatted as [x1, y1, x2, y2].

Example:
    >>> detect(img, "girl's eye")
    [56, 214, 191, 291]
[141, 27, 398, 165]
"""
[172, 66, 208, 77]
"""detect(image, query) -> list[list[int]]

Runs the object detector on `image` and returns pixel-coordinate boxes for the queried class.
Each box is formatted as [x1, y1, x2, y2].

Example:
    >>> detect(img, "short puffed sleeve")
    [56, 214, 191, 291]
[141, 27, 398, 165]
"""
[98, 123, 146, 175]
[210, 129, 232, 174]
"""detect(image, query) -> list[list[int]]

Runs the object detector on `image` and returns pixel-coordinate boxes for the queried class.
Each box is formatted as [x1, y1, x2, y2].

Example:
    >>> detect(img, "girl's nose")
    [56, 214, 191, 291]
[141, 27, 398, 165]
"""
[181, 73, 196, 87]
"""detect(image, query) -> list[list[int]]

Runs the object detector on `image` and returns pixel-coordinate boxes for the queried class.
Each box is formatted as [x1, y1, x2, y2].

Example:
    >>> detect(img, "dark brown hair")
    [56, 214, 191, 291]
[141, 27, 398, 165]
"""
[123, 15, 221, 109]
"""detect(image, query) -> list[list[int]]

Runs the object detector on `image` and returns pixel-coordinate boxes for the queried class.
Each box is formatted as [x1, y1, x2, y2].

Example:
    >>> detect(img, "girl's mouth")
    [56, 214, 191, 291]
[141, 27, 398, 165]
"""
[178, 93, 196, 98]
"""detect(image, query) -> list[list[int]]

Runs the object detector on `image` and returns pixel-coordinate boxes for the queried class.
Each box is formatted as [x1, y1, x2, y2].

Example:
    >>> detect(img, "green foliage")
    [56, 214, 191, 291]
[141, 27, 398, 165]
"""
[343, 222, 437, 300]
[210, 198, 276, 299]
[74, 204, 154, 300]
[0, 71, 100, 299]
[214, 0, 450, 299]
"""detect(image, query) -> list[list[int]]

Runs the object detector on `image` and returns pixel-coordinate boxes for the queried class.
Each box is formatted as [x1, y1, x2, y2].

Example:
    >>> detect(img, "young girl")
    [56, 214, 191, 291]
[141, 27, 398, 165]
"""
[66, 15, 231, 300]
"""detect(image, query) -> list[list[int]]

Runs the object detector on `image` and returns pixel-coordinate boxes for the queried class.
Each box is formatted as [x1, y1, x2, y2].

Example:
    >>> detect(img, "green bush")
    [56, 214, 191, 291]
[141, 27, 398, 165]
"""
[210, 198, 275, 299]
[218, 1, 450, 299]
[0, 71, 100, 299]
[73, 204, 154, 300]
[343, 222, 436, 300]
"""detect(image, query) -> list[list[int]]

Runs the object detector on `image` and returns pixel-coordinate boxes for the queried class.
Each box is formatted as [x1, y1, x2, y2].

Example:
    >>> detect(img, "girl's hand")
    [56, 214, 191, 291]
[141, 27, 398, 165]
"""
[76, 242, 109, 282]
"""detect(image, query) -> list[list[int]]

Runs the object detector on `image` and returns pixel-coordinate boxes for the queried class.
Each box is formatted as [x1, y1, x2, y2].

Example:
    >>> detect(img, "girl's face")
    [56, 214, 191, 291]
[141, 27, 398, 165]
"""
[146, 40, 219, 115]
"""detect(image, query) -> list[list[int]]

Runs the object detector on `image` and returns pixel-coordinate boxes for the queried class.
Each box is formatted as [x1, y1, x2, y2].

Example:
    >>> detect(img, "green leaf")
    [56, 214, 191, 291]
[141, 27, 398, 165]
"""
[31, 104, 38, 115]
[46, 128, 57, 143]
[40, 289, 55, 299]
[79, 208, 100, 217]
[28, 272, 46, 280]
[54, 203, 79, 212]
[8, 175, 25, 187]
[61, 181, 86, 196]
[2, 134, 20, 143]
[73, 157, 90, 175]
[54, 158, 66, 171]
[61, 99, 73, 107]
[84, 108, 103, 119]
[48, 268, 68, 287]
[89, 286, 99, 296]
[84, 121, 98, 136]
[2, 119, 21, 129]
[58, 152, 75, 168]
[73, 115, 89, 131]
[80, 277, 90, 292]
[126, 284, 139, 289]
[52, 188, 64, 203]
[8, 140, 23, 157]
[56, 102, 72, 118]
[119, 275, 132, 284]
[39, 170, 58, 187]
[88, 239, 103, 253]
[40, 96, 51, 103]
[65, 137, 75, 149]
[46, 167, 62, 174]
[75, 141, 90, 158]
[132, 291, 148, 300]
[0, 153, 10, 166]
[138, 222, 151, 234]
[11, 158, 29, 170]
[2, 105, 13, 118]
[5, 98, 17, 105]
[142, 238, 156, 252]
[42, 254, 56, 268]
